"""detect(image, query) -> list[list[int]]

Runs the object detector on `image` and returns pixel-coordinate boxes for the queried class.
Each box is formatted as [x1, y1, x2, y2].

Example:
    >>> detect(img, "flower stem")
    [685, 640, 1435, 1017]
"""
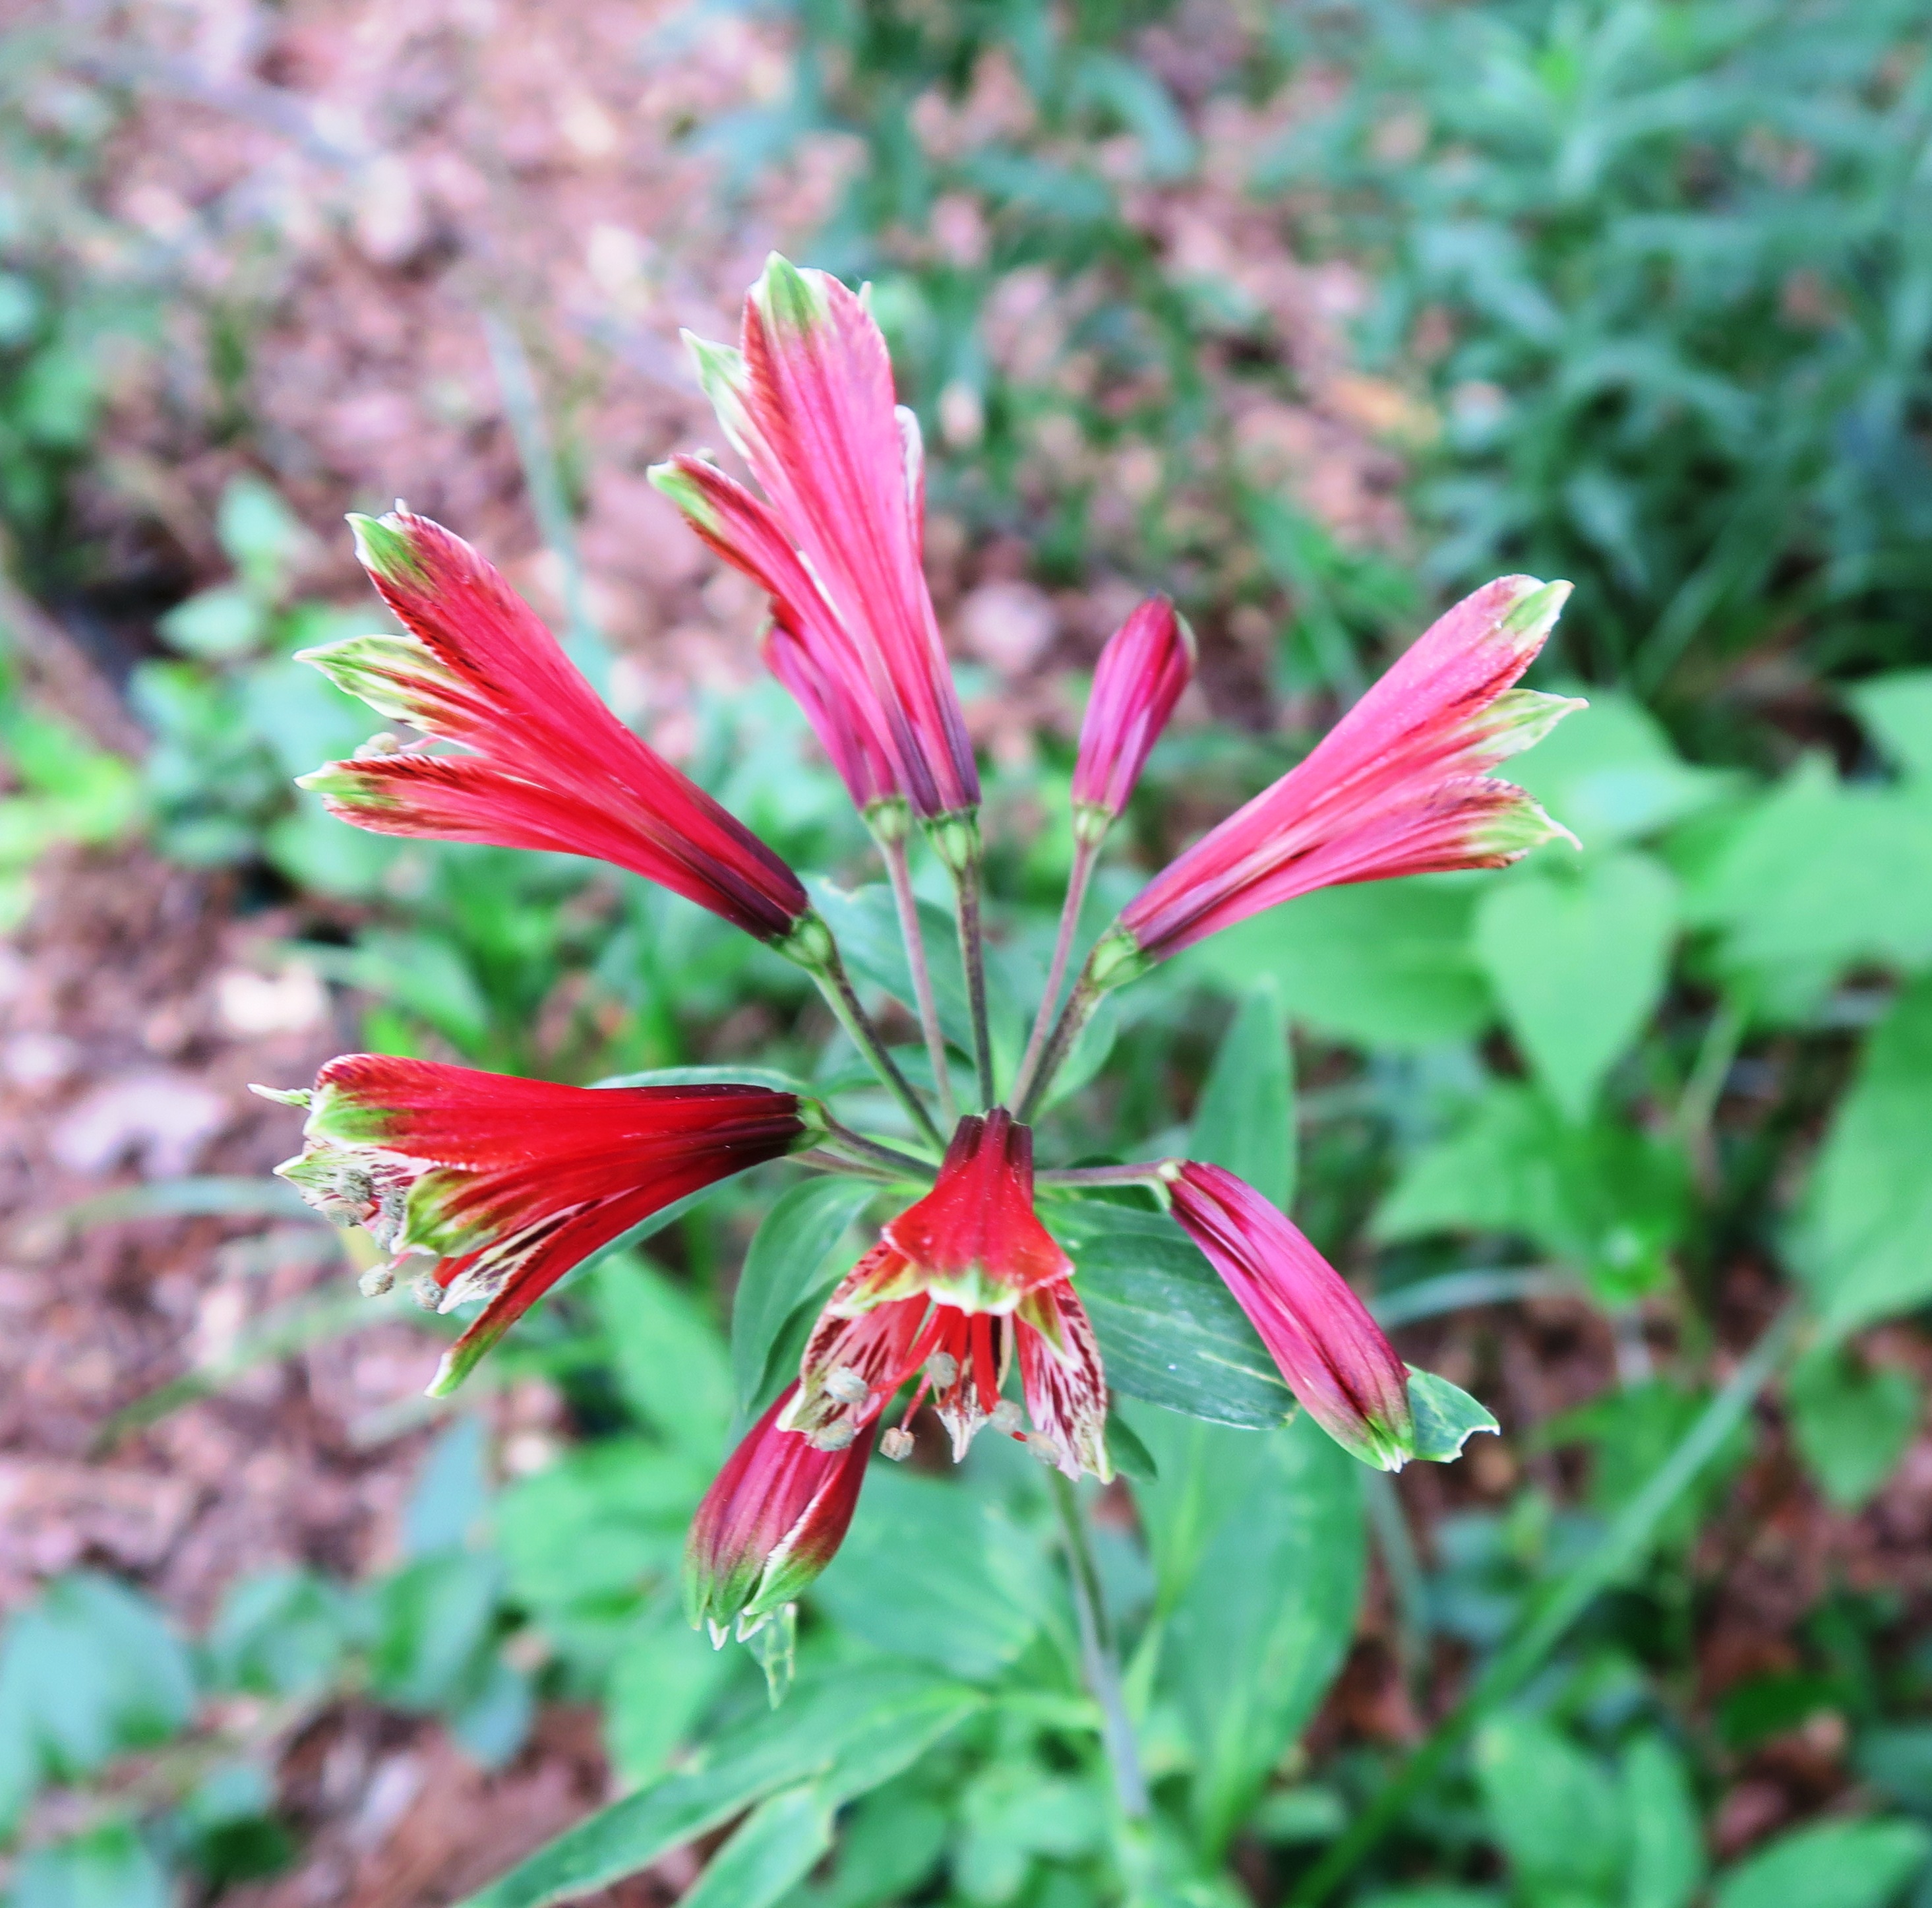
[1048, 1470, 1149, 1821]
[795, 1148, 900, 1183]
[816, 1114, 938, 1181]
[951, 847, 997, 1109]
[882, 834, 958, 1128]
[1014, 835, 1097, 1114]
[1037, 1161, 1170, 1188]
[1013, 964, 1101, 1125]
[810, 951, 944, 1151]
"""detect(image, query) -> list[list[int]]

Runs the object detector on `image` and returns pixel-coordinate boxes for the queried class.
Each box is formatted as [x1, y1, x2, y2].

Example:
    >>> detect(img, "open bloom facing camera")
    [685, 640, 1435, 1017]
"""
[263, 251, 1580, 1694]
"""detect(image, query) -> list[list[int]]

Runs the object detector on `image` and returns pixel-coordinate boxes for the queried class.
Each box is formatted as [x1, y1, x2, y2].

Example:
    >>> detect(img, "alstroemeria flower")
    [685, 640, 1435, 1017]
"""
[684, 1382, 873, 1645]
[1166, 1161, 1414, 1470]
[1091, 576, 1582, 981]
[650, 254, 980, 830]
[295, 510, 816, 949]
[271, 1056, 811, 1396]
[777, 1112, 1111, 1482]
[1071, 596, 1195, 842]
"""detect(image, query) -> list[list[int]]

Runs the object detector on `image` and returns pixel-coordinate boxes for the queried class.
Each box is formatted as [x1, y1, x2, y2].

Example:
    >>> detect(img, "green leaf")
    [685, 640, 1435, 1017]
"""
[0, 1574, 195, 1808]
[595, 1255, 733, 1457]
[1372, 1083, 1687, 1302]
[1850, 670, 1932, 785]
[731, 1177, 876, 1413]
[1405, 1369, 1498, 1462]
[1712, 1818, 1930, 1908]
[1191, 981, 1294, 1208]
[1507, 689, 1732, 847]
[1683, 758, 1932, 989]
[1786, 1350, 1922, 1510]
[1794, 977, 1932, 1336]
[7, 1819, 171, 1908]
[1474, 1712, 1624, 1897]
[1105, 1413, 1159, 1483]
[1051, 1203, 1294, 1429]
[1145, 1412, 1364, 1851]
[1474, 850, 1677, 1120]
[679, 1781, 835, 1908]
[1181, 878, 1492, 1051]
[156, 584, 266, 659]
[1623, 1733, 1705, 1908]
[812, 1469, 1051, 1682]
[606, 1601, 736, 1787]
[456, 1662, 984, 1908]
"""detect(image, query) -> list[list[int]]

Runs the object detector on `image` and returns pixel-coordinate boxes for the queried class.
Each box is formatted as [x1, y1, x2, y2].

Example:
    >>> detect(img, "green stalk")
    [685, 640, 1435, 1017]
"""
[809, 952, 944, 1152]
[952, 848, 997, 1109]
[1013, 966, 1101, 1125]
[880, 832, 958, 1127]
[1289, 1301, 1801, 1906]
[1014, 834, 1099, 1113]
[1048, 1471, 1149, 1822]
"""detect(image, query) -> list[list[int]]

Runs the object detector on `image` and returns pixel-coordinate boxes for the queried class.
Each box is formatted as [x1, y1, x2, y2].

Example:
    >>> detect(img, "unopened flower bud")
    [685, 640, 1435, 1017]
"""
[881, 1426, 915, 1462]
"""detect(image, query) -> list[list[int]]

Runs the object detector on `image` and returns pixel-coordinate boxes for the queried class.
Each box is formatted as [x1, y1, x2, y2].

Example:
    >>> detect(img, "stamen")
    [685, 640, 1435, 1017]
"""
[809, 1422, 857, 1451]
[358, 1263, 396, 1298]
[972, 1314, 999, 1412]
[409, 1273, 444, 1312]
[881, 1427, 915, 1461]
[990, 1399, 1023, 1436]
[924, 1351, 959, 1388]
[826, 1367, 870, 1405]
[1025, 1432, 1061, 1465]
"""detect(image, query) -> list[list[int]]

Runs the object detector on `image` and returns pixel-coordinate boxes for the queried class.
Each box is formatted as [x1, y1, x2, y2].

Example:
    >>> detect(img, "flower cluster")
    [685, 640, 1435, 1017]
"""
[264, 253, 1579, 1677]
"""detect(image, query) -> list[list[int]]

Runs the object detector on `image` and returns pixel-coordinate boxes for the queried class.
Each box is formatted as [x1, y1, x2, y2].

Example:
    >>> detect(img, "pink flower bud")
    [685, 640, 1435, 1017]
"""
[1071, 596, 1194, 840]
[1168, 1161, 1414, 1469]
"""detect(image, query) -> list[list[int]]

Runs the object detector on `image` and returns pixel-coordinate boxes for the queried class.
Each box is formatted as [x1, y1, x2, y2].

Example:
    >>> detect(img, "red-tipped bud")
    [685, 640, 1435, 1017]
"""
[1104, 576, 1581, 974]
[1071, 597, 1194, 842]
[274, 1056, 808, 1396]
[655, 255, 979, 824]
[1168, 1162, 1414, 1469]
[684, 1385, 872, 1642]
[297, 510, 813, 946]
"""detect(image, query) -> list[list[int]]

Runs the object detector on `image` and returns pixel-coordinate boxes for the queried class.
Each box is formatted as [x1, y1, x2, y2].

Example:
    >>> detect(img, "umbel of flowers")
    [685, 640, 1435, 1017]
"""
[264, 253, 1581, 1686]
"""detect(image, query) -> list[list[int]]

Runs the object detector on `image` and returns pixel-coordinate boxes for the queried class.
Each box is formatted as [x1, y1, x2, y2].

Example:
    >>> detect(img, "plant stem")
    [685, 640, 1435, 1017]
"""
[1288, 1301, 1801, 1906]
[810, 952, 944, 1151]
[951, 847, 997, 1109]
[1048, 1470, 1149, 1822]
[1013, 967, 1101, 1125]
[882, 833, 958, 1128]
[1015, 835, 1098, 1112]
[794, 1148, 900, 1183]
[816, 1115, 938, 1181]
[1037, 1162, 1170, 1188]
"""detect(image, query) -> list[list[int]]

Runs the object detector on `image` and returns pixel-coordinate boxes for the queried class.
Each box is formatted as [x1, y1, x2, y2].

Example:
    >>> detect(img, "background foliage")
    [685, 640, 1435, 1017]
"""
[3, 1, 1931, 1905]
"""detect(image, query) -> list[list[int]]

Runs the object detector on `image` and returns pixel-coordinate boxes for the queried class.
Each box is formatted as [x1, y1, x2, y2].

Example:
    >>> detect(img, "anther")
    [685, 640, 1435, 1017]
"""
[358, 1263, 396, 1298]
[881, 1427, 915, 1462]
[354, 732, 406, 758]
[826, 1367, 870, 1405]
[924, 1353, 958, 1388]
[1025, 1432, 1060, 1466]
[990, 1399, 1023, 1435]
[809, 1422, 857, 1452]
[409, 1273, 444, 1312]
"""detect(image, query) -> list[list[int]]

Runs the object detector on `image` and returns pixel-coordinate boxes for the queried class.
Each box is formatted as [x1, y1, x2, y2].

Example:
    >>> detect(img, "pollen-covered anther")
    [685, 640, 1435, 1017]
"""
[358, 1264, 396, 1298]
[880, 1427, 915, 1462]
[825, 1367, 871, 1405]
[989, 1399, 1023, 1436]
[353, 732, 406, 758]
[809, 1422, 857, 1452]
[409, 1273, 444, 1312]
[1025, 1432, 1060, 1466]
[924, 1353, 959, 1388]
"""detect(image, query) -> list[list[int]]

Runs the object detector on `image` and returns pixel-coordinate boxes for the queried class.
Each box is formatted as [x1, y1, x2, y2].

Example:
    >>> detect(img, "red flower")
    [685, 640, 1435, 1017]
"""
[1098, 576, 1581, 977]
[272, 1056, 810, 1396]
[295, 510, 813, 946]
[777, 1113, 1110, 1481]
[1167, 1162, 1414, 1469]
[650, 255, 979, 824]
[684, 1382, 873, 1644]
[1071, 597, 1195, 840]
